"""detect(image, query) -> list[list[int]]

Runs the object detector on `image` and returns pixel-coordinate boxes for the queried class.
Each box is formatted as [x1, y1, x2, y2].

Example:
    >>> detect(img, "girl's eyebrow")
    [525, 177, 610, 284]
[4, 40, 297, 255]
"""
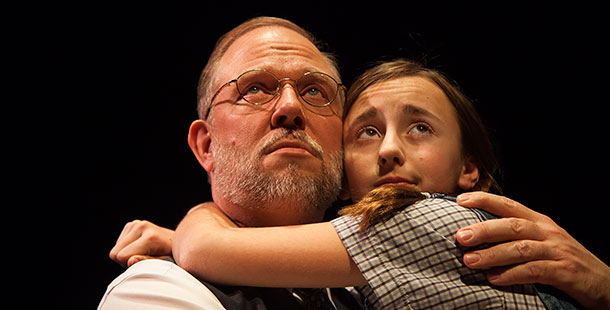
[351, 107, 378, 125]
[347, 104, 442, 130]
[402, 104, 442, 122]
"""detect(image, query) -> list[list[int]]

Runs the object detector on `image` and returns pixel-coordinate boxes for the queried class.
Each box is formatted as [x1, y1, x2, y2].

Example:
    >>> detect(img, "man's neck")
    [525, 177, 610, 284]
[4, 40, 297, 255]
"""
[212, 193, 326, 227]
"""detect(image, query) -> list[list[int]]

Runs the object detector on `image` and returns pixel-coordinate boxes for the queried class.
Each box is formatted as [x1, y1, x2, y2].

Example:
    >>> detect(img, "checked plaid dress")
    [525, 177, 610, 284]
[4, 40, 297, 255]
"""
[331, 196, 548, 309]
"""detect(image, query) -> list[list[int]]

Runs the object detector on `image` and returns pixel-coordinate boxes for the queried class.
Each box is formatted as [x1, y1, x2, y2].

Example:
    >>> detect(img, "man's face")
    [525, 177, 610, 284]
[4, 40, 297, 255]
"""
[206, 26, 343, 225]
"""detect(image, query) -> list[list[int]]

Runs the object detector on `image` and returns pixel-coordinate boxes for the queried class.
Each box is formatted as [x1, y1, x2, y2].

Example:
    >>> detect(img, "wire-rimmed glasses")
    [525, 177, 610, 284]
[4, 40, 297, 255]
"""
[207, 69, 344, 118]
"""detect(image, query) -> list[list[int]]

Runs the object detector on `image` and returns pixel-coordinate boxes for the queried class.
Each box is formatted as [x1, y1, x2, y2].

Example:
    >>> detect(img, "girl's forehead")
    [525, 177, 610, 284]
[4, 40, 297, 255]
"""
[346, 76, 453, 121]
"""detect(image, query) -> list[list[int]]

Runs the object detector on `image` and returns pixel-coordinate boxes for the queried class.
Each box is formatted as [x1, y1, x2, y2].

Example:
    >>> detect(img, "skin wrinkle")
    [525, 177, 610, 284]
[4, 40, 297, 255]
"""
[217, 28, 340, 89]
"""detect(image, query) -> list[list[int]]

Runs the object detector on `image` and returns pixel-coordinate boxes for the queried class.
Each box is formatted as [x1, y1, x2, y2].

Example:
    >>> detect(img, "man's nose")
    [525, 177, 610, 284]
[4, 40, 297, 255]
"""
[378, 133, 405, 169]
[270, 84, 305, 130]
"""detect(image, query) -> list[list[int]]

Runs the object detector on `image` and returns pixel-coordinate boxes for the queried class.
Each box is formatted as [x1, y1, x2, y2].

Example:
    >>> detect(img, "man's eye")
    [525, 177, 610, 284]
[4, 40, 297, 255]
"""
[357, 126, 381, 140]
[306, 87, 320, 96]
[247, 86, 261, 94]
[243, 83, 275, 95]
[301, 86, 327, 99]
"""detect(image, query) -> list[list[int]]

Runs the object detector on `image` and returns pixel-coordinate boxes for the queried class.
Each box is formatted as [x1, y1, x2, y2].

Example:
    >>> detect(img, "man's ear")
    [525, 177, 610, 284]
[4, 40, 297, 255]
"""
[188, 120, 213, 173]
[458, 156, 479, 191]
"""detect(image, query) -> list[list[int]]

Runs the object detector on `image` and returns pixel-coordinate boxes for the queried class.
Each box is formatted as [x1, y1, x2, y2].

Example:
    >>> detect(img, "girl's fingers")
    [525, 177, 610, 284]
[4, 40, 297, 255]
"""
[109, 221, 145, 263]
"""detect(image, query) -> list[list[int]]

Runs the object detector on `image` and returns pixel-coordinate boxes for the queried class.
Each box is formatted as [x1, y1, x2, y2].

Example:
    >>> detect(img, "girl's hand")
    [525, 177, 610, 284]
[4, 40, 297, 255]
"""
[108, 203, 229, 268]
[109, 220, 174, 268]
[455, 192, 610, 309]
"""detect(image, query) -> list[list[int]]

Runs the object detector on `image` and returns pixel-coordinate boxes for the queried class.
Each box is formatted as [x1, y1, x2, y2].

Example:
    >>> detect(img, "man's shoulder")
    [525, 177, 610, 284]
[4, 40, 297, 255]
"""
[98, 260, 227, 310]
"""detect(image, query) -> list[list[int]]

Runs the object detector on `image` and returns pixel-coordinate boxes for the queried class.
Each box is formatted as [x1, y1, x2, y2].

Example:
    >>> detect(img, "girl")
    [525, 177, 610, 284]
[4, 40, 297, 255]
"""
[172, 59, 568, 309]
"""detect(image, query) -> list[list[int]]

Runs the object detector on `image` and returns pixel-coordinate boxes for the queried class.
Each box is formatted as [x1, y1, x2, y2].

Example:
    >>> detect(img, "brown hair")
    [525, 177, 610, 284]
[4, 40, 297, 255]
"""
[340, 186, 427, 232]
[340, 59, 500, 232]
[197, 16, 340, 120]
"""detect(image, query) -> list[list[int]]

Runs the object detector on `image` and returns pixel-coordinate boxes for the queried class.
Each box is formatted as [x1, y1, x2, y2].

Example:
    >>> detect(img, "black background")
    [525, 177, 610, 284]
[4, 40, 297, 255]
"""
[17, 2, 609, 308]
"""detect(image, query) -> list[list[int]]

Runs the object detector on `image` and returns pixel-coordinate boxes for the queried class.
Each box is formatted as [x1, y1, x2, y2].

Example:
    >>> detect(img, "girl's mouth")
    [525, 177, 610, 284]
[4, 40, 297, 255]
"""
[374, 177, 416, 188]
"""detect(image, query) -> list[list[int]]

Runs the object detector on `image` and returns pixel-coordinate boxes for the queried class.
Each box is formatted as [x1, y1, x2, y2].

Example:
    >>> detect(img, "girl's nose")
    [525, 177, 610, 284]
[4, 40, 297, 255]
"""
[378, 133, 405, 168]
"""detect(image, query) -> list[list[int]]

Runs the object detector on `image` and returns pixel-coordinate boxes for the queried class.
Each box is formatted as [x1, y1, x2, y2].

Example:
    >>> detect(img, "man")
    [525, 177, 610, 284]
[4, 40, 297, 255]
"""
[102, 16, 610, 310]
[99, 16, 358, 309]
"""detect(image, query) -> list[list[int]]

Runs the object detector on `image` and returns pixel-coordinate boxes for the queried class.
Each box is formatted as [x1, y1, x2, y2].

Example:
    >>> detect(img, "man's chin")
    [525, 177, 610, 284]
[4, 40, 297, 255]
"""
[261, 158, 322, 176]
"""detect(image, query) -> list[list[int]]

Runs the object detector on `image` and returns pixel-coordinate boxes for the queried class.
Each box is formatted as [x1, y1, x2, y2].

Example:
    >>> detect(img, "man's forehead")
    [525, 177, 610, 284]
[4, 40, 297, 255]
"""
[217, 26, 334, 81]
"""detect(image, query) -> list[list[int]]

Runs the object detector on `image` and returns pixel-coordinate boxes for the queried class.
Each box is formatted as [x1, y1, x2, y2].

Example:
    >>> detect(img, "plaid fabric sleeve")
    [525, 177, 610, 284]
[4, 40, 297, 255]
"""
[331, 198, 547, 310]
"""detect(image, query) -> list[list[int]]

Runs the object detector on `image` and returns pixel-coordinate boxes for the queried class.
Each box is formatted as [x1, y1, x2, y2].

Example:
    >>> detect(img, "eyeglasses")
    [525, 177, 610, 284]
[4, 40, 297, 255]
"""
[207, 69, 345, 118]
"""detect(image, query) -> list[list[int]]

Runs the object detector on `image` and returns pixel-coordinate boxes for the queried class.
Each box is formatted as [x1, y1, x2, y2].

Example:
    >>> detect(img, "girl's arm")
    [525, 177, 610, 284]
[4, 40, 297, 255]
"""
[172, 202, 366, 288]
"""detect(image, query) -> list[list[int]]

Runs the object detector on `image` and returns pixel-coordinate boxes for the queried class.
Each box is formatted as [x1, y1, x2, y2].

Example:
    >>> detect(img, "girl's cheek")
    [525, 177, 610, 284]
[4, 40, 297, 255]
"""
[413, 148, 454, 193]
[344, 149, 376, 202]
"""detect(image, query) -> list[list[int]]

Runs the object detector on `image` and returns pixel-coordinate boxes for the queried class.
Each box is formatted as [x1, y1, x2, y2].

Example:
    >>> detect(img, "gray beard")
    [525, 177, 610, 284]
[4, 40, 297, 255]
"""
[211, 128, 343, 215]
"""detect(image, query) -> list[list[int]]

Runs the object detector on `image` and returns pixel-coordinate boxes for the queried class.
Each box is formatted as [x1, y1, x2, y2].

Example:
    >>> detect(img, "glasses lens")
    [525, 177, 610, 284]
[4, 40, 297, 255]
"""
[297, 72, 338, 107]
[236, 70, 279, 105]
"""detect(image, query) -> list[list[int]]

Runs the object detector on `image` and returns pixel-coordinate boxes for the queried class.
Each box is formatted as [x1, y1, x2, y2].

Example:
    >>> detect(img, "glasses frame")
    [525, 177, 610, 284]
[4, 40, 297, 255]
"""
[206, 69, 345, 119]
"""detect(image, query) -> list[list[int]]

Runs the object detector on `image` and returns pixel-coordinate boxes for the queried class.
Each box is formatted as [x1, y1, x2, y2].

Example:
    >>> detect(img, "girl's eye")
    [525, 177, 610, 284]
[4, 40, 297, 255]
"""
[357, 126, 381, 140]
[409, 123, 432, 135]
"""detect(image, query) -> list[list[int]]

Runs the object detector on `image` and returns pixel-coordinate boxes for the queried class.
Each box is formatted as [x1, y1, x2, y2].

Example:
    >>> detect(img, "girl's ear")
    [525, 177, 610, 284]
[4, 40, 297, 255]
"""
[188, 120, 213, 173]
[458, 156, 479, 191]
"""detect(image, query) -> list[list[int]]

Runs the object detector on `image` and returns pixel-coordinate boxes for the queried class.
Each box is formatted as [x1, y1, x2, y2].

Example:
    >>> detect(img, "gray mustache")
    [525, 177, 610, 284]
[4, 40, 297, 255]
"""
[260, 129, 324, 159]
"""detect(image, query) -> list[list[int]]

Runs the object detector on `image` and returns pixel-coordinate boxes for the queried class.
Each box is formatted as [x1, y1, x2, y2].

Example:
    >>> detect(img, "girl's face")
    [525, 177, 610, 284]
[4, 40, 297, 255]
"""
[343, 76, 479, 202]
